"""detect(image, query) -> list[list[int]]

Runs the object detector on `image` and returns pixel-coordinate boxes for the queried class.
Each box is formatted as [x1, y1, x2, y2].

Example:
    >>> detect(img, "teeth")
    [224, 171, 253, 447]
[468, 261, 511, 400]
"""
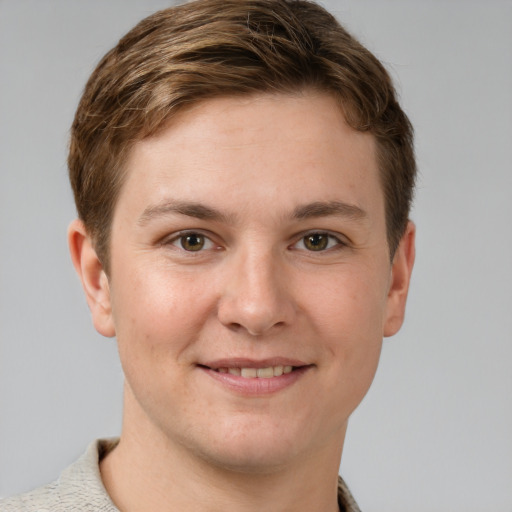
[256, 367, 274, 378]
[216, 365, 295, 378]
[241, 368, 258, 378]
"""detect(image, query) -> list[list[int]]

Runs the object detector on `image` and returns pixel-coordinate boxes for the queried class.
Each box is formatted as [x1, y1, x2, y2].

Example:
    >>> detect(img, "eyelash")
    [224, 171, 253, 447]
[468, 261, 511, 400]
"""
[162, 230, 346, 254]
[291, 232, 346, 252]
[163, 231, 218, 253]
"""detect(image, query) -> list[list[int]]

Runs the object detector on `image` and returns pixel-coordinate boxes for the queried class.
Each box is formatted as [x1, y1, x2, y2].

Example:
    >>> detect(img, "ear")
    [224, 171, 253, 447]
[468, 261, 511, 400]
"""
[68, 219, 116, 338]
[383, 221, 416, 337]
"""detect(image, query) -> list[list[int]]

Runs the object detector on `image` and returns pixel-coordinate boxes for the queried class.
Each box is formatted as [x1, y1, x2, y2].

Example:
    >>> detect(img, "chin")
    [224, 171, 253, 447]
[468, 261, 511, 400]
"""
[196, 442, 297, 475]
[177, 416, 321, 474]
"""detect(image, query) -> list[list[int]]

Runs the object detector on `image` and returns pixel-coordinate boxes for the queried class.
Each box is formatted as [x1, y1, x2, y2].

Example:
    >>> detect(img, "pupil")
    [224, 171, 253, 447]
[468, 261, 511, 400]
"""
[182, 234, 204, 251]
[306, 234, 328, 251]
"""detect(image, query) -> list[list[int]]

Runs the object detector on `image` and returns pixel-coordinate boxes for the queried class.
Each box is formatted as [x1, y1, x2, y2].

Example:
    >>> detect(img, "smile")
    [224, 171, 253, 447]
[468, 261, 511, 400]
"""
[215, 366, 294, 378]
[198, 360, 312, 395]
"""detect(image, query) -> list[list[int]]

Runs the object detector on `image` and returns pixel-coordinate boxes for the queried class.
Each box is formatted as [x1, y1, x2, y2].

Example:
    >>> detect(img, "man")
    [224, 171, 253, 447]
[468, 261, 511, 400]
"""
[1, 0, 415, 510]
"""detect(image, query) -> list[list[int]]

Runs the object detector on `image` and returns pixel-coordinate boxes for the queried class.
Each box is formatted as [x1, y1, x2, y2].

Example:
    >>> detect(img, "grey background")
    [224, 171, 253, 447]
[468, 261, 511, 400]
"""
[1, 1, 511, 510]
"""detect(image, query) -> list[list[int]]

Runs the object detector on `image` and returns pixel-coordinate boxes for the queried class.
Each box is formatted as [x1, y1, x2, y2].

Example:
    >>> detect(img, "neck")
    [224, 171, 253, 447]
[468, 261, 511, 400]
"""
[100, 390, 345, 512]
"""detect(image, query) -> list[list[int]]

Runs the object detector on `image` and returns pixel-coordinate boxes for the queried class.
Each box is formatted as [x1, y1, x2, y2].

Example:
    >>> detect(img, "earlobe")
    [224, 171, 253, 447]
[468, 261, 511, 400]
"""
[383, 221, 416, 337]
[68, 219, 116, 338]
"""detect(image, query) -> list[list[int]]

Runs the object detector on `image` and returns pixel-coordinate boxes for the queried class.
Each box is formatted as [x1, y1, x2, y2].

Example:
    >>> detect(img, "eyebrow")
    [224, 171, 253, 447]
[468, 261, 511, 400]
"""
[138, 200, 233, 225]
[292, 201, 367, 221]
[138, 199, 367, 225]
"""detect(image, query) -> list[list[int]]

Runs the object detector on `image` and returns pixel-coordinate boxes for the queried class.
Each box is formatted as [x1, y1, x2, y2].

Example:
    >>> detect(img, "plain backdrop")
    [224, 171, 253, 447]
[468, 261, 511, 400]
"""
[1, 1, 511, 510]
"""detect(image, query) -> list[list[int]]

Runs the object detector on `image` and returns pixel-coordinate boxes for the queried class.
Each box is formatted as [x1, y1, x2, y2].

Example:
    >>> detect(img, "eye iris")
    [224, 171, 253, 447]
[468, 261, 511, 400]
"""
[181, 234, 205, 251]
[305, 233, 328, 251]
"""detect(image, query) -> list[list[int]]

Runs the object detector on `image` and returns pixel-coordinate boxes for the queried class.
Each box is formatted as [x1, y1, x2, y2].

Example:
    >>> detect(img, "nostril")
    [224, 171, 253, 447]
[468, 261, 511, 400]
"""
[223, 320, 287, 336]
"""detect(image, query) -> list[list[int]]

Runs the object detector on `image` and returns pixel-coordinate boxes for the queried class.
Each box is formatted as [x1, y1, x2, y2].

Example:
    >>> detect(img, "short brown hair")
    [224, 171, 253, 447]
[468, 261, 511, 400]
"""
[69, 0, 416, 271]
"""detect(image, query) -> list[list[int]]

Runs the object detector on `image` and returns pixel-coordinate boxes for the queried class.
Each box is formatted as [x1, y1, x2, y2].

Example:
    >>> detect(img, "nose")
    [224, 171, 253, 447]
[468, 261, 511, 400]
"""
[217, 248, 296, 336]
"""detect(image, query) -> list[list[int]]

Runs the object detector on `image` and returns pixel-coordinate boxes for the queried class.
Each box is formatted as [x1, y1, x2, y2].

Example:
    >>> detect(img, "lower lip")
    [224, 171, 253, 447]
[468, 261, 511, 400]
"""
[199, 366, 312, 396]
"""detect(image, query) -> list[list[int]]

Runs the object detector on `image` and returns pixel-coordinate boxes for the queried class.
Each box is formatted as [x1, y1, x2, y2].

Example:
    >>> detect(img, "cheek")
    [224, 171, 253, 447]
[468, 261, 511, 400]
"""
[110, 269, 213, 421]
[305, 264, 388, 342]
[303, 265, 386, 393]
[110, 265, 215, 372]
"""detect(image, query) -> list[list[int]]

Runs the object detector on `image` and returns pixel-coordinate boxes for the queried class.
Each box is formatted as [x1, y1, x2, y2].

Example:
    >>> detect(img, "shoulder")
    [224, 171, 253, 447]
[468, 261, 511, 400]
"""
[0, 439, 119, 512]
[0, 480, 60, 512]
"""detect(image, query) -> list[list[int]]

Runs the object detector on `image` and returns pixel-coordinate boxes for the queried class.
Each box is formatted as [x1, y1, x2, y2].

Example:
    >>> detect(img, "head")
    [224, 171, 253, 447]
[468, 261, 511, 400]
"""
[67, 0, 417, 476]
[68, 0, 416, 274]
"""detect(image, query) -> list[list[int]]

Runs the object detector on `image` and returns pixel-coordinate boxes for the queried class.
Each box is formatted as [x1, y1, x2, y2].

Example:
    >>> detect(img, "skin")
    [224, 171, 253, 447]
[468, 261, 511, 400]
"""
[69, 91, 415, 512]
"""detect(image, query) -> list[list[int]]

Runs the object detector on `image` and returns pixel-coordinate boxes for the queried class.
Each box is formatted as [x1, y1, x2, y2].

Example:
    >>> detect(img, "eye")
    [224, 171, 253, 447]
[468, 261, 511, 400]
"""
[170, 232, 215, 252]
[294, 232, 342, 252]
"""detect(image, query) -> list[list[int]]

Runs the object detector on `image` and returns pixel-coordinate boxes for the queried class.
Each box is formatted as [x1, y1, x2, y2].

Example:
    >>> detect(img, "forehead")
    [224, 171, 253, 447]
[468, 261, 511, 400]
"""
[118, 92, 383, 225]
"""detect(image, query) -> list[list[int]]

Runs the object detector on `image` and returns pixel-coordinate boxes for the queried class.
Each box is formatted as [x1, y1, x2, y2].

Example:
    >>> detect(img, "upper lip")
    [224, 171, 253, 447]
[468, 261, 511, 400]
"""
[199, 358, 310, 369]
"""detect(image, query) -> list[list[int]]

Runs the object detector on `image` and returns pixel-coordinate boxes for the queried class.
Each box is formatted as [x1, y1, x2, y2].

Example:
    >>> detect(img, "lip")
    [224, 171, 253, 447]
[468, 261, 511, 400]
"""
[197, 358, 313, 396]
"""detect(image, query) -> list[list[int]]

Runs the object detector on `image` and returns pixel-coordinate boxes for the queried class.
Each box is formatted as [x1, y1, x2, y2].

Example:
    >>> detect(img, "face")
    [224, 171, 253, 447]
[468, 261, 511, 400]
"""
[79, 92, 414, 472]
